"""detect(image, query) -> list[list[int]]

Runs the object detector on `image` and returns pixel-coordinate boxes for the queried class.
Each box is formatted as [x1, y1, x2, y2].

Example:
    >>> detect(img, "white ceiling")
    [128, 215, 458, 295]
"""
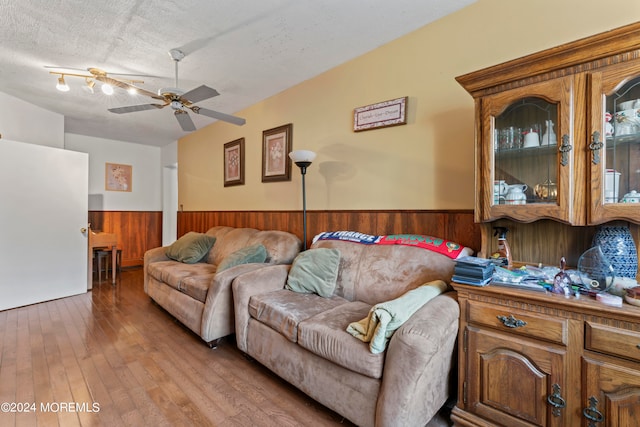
[1, 0, 474, 147]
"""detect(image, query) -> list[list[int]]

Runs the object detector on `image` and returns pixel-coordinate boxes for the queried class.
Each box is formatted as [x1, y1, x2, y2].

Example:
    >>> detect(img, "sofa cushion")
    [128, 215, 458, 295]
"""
[166, 232, 216, 264]
[216, 243, 268, 272]
[180, 274, 215, 303]
[147, 260, 217, 291]
[249, 289, 348, 342]
[285, 248, 341, 298]
[297, 301, 386, 379]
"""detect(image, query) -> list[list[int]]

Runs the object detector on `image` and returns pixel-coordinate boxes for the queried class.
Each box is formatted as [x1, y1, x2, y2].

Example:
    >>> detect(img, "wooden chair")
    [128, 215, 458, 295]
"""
[94, 248, 122, 282]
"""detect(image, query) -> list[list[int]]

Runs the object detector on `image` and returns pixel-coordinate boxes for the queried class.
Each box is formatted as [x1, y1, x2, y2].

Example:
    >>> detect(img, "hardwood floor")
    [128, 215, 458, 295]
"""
[0, 268, 355, 427]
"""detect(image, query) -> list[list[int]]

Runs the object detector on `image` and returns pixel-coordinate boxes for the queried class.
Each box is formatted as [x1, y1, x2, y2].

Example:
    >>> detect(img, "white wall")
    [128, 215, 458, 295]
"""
[65, 133, 162, 211]
[0, 92, 65, 148]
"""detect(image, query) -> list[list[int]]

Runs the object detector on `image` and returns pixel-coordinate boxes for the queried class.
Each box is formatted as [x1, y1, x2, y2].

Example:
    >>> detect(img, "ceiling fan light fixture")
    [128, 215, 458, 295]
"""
[101, 83, 114, 95]
[56, 75, 70, 92]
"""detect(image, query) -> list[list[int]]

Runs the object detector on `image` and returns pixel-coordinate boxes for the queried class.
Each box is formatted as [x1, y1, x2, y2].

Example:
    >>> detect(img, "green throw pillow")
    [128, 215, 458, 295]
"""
[216, 243, 268, 272]
[286, 248, 341, 298]
[166, 232, 216, 264]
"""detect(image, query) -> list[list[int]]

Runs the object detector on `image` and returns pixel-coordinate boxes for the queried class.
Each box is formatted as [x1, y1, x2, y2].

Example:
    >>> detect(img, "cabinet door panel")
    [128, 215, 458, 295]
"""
[466, 326, 566, 427]
[583, 357, 640, 427]
[588, 60, 640, 224]
[479, 77, 575, 224]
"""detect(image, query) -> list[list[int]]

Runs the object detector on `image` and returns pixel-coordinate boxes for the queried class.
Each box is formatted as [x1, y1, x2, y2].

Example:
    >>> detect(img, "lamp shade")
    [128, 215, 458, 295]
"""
[289, 150, 316, 163]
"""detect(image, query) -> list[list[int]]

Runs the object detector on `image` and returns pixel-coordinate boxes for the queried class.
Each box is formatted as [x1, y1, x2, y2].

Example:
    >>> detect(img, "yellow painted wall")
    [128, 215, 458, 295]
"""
[179, 0, 640, 211]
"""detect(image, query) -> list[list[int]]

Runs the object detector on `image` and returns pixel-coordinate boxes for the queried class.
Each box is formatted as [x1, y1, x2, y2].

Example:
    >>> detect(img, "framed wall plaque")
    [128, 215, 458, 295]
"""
[353, 97, 407, 131]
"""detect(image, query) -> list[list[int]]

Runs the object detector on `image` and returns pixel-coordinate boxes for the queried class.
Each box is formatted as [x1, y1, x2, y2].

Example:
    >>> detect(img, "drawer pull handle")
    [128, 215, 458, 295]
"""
[497, 314, 527, 328]
[583, 396, 604, 427]
[546, 383, 565, 417]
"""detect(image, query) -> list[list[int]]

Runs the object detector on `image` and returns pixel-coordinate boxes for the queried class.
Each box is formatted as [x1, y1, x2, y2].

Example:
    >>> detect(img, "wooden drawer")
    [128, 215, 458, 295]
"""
[466, 300, 567, 345]
[585, 321, 640, 362]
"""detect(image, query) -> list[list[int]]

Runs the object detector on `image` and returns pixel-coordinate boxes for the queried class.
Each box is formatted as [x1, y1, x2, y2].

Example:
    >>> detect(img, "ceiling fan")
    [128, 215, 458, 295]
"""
[108, 49, 246, 131]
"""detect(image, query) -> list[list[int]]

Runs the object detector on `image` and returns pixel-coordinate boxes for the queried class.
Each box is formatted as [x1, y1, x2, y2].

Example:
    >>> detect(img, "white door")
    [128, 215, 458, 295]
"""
[0, 139, 88, 311]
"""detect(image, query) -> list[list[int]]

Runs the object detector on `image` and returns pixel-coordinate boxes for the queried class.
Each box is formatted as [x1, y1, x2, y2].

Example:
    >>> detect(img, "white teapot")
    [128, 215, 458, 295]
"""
[505, 184, 527, 205]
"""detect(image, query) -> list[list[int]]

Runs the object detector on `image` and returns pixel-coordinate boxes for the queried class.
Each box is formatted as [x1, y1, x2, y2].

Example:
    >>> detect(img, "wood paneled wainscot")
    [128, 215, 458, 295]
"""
[88, 211, 162, 268]
[177, 209, 481, 251]
[451, 283, 640, 427]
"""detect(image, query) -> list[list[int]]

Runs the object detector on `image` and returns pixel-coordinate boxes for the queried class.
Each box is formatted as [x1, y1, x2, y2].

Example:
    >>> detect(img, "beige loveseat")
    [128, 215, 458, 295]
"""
[144, 226, 301, 347]
[233, 234, 471, 427]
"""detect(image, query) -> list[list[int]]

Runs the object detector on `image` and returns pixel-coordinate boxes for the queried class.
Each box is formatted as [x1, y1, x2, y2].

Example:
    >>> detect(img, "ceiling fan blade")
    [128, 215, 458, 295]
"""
[191, 106, 246, 126]
[180, 85, 220, 104]
[108, 104, 165, 114]
[95, 75, 163, 100]
[174, 110, 196, 132]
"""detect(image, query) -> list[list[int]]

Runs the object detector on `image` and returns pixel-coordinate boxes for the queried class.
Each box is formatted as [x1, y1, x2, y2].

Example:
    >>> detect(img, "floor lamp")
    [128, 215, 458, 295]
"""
[289, 150, 316, 250]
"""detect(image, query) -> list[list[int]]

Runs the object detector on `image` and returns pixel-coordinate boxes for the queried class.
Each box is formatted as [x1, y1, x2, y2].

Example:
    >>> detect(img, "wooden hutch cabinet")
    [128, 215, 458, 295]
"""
[452, 22, 640, 426]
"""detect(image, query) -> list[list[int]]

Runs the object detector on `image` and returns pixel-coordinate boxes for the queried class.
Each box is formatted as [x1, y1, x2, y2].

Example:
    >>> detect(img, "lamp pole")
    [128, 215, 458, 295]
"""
[298, 161, 310, 250]
[289, 150, 316, 251]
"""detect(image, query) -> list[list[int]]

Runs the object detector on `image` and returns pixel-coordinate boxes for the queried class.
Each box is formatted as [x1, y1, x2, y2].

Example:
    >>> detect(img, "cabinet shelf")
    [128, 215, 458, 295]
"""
[495, 143, 557, 159]
[606, 132, 640, 145]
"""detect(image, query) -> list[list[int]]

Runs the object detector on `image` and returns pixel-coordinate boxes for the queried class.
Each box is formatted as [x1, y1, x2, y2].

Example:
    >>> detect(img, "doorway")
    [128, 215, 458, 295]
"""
[163, 163, 178, 246]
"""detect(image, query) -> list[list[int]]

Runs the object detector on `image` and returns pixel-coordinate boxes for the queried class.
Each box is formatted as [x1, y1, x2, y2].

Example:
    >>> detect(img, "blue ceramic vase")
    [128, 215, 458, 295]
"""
[591, 225, 638, 279]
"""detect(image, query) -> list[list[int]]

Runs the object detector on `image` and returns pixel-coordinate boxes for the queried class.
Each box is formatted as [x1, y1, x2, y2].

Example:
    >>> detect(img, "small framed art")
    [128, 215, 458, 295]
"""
[223, 138, 245, 187]
[105, 163, 132, 192]
[262, 123, 292, 182]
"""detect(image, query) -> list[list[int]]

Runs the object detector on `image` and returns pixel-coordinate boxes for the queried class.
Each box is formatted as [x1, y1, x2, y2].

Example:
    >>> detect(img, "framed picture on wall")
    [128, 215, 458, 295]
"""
[223, 138, 245, 187]
[105, 162, 132, 192]
[262, 123, 292, 182]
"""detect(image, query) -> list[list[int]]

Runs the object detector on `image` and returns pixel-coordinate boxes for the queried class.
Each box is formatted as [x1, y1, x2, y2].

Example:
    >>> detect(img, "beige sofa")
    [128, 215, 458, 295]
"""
[233, 235, 470, 427]
[144, 226, 301, 347]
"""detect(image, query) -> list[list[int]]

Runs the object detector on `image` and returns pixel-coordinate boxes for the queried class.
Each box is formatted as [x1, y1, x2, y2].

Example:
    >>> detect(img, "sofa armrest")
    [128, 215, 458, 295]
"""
[376, 292, 459, 427]
[232, 264, 290, 352]
[143, 246, 170, 293]
[199, 263, 272, 342]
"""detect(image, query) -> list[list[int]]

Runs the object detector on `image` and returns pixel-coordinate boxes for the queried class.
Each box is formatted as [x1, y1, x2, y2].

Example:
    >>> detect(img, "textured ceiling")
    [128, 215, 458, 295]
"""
[0, 0, 474, 147]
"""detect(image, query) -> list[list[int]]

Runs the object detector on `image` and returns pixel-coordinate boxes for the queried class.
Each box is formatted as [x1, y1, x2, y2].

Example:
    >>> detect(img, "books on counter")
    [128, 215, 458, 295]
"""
[454, 264, 493, 280]
[451, 274, 492, 287]
[452, 256, 495, 286]
[455, 256, 494, 268]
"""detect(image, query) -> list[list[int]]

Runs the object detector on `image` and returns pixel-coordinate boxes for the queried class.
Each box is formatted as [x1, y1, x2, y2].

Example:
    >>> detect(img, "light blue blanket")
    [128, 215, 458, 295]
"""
[346, 280, 448, 354]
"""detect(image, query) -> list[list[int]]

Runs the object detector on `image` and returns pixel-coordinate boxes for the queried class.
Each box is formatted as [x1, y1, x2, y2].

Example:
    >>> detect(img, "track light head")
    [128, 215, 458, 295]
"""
[56, 75, 70, 92]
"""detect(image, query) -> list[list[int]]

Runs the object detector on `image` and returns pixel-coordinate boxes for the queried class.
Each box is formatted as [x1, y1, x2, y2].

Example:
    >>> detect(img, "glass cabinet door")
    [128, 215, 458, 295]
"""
[479, 77, 574, 223]
[589, 62, 640, 224]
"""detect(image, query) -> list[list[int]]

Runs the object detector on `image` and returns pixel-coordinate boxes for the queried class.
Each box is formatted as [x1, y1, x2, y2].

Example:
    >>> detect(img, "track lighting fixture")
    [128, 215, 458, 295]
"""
[56, 75, 70, 92]
[48, 70, 144, 96]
